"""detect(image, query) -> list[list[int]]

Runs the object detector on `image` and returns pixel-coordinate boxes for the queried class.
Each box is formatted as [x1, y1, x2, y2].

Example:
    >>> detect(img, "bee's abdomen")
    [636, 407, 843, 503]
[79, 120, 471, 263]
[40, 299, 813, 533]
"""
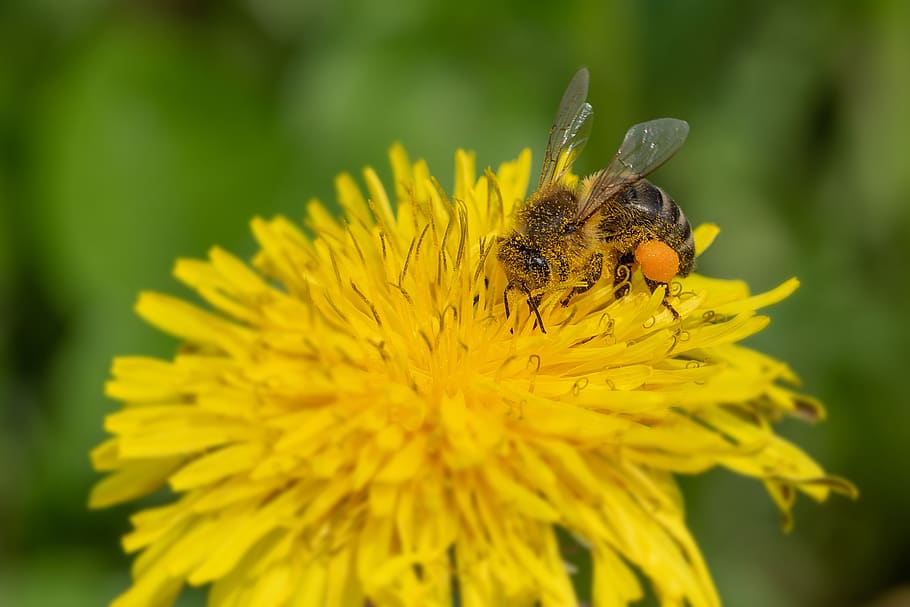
[618, 181, 663, 217]
[617, 181, 695, 276]
[672, 198, 695, 276]
[620, 181, 680, 226]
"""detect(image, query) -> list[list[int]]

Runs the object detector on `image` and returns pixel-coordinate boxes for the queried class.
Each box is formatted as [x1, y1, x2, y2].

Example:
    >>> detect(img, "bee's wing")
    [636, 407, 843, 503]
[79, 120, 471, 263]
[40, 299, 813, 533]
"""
[575, 118, 689, 221]
[538, 68, 594, 190]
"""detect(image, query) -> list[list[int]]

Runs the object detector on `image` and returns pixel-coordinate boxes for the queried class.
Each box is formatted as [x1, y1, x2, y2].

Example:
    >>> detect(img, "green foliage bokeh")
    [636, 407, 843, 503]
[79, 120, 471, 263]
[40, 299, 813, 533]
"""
[1, 1, 908, 605]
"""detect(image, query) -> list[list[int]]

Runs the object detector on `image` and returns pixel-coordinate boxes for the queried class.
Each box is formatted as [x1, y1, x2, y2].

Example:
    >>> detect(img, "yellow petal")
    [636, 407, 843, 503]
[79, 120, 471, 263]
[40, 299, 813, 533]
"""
[693, 223, 720, 256]
[169, 442, 265, 491]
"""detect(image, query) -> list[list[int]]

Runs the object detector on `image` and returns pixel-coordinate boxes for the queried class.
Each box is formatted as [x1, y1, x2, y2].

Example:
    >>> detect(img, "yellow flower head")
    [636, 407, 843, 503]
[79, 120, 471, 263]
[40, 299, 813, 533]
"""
[91, 144, 854, 607]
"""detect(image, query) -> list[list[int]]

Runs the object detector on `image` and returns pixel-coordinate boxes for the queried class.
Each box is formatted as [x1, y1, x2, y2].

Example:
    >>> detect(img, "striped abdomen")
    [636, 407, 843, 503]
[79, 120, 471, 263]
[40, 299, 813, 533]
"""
[603, 180, 695, 276]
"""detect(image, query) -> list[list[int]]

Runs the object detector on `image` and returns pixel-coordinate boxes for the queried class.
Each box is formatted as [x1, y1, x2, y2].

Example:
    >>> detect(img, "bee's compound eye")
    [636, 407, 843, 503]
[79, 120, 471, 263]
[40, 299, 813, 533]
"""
[635, 240, 680, 283]
[528, 255, 548, 272]
[524, 253, 550, 282]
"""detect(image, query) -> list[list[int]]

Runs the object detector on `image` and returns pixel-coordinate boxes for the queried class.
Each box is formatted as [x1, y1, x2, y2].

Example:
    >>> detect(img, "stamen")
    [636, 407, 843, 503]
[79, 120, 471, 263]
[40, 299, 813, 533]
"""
[526, 354, 541, 393]
[453, 203, 468, 272]
[599, 313, 615, 336]
[345, 223, 366, 265]
[328, 246, 343, 288]
[572, 377, 589, 397]
[495, 354, 517, 383]
[439, 304, 459, 333]
[369, 339, 390, 362]
[322, 293, 350, 325]
[431, 176, 456, 216]
[414, 223, 431, 261]
[472, 238, 494, 287]
[439, 212, 454, 278]
[389, 282, 413, 304]
[557, 307, 577, 327]
[677, 288, 697, 300]
[350, 281, 382, 328]
[485, 169, 504, 226]
[399, 230, 420, 287]
[419, 330, 434, 353]
[367, 197, 397, 254]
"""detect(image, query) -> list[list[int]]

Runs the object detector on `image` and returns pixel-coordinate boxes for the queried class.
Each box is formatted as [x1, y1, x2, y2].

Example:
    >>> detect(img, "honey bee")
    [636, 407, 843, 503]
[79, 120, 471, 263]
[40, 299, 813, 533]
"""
[497, 68, 694, 332]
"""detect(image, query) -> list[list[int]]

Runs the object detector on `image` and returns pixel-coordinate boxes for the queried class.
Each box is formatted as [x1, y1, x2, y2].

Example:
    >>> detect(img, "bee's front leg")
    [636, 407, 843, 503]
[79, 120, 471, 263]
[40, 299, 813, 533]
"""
[527, 292, 546, 334]
[504, 284, 547, 333]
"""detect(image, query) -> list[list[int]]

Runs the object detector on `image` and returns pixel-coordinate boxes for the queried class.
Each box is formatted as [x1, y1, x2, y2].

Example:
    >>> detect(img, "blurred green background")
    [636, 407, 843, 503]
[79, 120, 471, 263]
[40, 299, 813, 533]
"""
[1, 0, 908, 605]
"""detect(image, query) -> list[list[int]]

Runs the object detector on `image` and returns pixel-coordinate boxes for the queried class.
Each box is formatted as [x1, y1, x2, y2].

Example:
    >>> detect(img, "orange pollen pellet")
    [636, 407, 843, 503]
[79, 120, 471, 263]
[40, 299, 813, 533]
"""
[634, 240, 680, 283]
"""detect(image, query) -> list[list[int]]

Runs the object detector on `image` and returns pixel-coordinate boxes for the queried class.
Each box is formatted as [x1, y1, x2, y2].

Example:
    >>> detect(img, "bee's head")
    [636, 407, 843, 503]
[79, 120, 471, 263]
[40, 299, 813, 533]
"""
[497, 234, 552, 292]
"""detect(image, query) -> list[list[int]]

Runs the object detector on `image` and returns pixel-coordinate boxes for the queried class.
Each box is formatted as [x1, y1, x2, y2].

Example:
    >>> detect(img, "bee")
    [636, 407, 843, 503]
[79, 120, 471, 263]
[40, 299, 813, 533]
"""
[497, 68, 694, 332]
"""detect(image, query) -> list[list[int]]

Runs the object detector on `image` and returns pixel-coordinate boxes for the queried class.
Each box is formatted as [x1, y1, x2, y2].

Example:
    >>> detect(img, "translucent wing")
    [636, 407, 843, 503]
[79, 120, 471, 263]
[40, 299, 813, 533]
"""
[575, 118, 689, 221]
[538, 68, 594, 190]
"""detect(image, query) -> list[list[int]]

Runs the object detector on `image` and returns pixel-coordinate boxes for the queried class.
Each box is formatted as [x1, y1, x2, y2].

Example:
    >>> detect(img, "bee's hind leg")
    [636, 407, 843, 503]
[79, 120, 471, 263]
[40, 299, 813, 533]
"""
[644, 277, 681, 319]
[560, 252, 603, 307]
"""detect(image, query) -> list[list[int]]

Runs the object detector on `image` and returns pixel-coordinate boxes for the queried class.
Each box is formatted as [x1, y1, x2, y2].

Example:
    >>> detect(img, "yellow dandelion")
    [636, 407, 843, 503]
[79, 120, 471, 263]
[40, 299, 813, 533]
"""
[91, 143, 854, 607]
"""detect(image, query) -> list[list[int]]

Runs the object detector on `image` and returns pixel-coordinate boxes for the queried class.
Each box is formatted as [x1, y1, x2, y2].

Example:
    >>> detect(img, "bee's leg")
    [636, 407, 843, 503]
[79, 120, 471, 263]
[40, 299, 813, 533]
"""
[645, 277, 681, 319]
[560, 252, 603, 307]
[505, 285, 547, 333]
[613, 251, 635, 298]
[527, 292, 547, 334]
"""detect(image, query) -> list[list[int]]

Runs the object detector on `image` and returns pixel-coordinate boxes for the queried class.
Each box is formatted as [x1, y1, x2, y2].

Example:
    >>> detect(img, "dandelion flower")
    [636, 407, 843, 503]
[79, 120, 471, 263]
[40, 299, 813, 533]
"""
[91, 144, 855, 607]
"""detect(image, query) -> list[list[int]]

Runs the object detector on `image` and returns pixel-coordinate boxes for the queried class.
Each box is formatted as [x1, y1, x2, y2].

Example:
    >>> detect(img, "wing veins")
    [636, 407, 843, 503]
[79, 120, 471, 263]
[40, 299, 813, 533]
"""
[574, 118, 689, 221]
[538, 68, 594, 190]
